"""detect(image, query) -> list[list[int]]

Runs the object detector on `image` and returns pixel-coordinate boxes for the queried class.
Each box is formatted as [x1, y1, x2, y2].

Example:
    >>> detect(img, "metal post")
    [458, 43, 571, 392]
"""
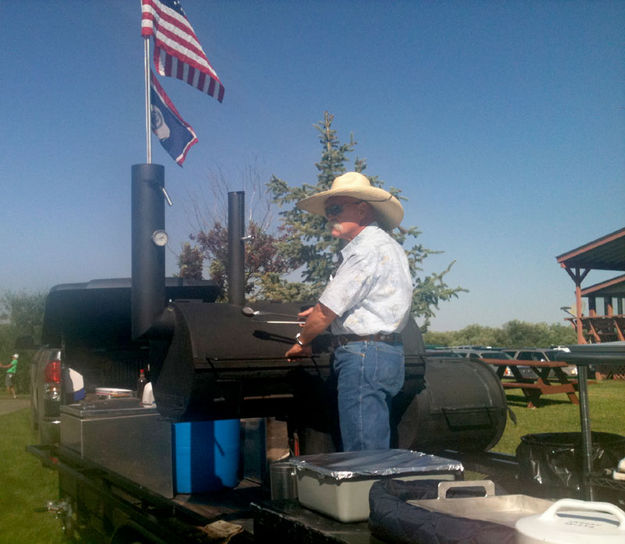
[575, 282, 585, 344]
[144, 37, 152, 164]
[577, 364, 594, 500]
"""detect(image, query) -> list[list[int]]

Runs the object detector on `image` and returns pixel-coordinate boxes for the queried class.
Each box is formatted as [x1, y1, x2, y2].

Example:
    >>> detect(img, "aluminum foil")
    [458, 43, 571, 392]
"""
[290, 449, 463, 481]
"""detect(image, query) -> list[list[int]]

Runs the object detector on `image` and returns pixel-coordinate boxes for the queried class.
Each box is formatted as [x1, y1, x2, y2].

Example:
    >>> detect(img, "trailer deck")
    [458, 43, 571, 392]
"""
[28, 442, 393, 543]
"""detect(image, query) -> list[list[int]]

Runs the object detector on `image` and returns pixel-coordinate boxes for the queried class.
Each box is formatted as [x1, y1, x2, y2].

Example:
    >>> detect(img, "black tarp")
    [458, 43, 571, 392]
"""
[516, 431, 625, 498]
[368, 479, 516, 544]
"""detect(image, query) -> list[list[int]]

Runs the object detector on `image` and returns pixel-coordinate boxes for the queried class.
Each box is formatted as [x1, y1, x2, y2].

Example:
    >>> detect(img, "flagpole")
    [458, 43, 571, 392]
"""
[144, 36, 152, 164]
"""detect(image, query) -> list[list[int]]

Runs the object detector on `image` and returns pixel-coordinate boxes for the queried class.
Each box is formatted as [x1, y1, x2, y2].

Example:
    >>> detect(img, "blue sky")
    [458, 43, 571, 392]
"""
[1, 1, 623, 331]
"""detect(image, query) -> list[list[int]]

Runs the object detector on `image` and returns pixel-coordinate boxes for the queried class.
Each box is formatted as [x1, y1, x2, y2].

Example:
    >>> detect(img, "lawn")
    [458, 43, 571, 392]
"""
[1, 382, 624, 542]
[492, 380, 625, 454]
[0, 396, 68, 543]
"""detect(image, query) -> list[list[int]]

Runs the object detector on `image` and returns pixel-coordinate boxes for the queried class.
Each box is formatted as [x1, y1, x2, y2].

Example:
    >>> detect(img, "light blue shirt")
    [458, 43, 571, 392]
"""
[319, 225, 413, 336]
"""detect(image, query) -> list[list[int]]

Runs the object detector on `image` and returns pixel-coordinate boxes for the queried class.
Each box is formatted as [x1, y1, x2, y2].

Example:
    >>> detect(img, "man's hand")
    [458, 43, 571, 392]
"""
[285, 342, 313, 362]
[284, 302, 337, 362]
[297, 307, 314, 324]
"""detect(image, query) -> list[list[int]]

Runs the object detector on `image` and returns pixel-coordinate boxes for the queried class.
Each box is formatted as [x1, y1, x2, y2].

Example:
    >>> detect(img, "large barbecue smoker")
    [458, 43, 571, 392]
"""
[129, 163, 507, 456]
[31, 164, 512, 543]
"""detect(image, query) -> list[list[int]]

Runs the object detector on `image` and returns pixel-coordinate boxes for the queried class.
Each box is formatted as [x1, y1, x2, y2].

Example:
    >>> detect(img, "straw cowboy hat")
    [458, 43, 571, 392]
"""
[296, 172, 404, 230]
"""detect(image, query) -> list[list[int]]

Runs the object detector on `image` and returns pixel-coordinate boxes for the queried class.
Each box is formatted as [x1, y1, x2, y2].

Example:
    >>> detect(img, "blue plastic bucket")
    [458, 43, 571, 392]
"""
[173, 420, 240, 493]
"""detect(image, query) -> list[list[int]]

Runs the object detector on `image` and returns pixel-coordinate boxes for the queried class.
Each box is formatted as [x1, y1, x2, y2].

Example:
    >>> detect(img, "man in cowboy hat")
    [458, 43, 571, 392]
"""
[285, 172, 413, 451]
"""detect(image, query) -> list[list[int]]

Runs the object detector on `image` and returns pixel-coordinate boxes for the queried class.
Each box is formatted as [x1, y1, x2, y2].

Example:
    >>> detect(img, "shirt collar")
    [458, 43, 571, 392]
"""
[340, 223, 379, 258]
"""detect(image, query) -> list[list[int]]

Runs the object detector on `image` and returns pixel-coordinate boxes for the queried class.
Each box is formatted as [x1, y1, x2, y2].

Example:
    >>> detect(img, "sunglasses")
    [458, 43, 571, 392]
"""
[324, 201, 362, 217]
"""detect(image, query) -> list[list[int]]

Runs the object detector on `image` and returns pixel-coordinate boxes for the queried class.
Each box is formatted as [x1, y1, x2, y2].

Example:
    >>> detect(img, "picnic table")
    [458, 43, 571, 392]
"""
[482, 358, 580, 408]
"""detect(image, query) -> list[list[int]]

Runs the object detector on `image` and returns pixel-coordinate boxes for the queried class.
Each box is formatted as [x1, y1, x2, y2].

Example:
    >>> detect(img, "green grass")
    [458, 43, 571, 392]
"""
[0, 397, 68, 544]
[493, 380, 625, 454]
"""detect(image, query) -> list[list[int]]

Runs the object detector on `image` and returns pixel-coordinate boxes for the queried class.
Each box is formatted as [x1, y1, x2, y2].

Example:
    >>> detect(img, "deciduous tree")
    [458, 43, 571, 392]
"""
[177, 242, 203, 280]
[423, 320, 576, 348]
[192, 220, 291, 300]
[0, 290, 46, 393]
[180, 165, 291, 300]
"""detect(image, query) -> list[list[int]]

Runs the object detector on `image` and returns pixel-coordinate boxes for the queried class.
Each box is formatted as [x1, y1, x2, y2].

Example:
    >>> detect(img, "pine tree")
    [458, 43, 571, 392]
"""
[266, 112, 465, 329]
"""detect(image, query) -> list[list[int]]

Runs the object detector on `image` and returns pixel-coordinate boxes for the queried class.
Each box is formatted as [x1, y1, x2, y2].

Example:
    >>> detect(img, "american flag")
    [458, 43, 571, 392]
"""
[141, 0, 225, 103]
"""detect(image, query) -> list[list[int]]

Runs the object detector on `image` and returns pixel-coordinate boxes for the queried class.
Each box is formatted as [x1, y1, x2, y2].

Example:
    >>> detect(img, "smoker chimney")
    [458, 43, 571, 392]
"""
[227, 191, 245, 306]
[131, 163, 166, 340]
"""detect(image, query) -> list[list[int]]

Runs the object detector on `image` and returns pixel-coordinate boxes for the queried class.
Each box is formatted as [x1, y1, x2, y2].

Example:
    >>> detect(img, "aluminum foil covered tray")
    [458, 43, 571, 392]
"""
[291, 449, 463, 522]
[291, 448, 463, 481]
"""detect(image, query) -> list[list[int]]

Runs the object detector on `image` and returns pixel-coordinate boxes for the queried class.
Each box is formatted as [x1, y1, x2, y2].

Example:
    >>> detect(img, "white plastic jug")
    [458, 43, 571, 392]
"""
[515, 498, 625, 544]
[141, 382, 155, 406]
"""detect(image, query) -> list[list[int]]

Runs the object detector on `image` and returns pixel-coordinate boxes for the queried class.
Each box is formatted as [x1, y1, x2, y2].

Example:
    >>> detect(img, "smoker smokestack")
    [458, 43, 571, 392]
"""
[227, 191, 245, 306]
[131, 163, 166, 340]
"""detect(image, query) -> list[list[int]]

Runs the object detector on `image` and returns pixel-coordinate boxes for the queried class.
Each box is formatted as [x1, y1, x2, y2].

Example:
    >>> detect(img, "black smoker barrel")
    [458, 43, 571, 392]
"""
[292, 347, 507, 454]
[394, 356, 507, 452]
[150, 306, 508, 453]
[150, 300, 330, 421]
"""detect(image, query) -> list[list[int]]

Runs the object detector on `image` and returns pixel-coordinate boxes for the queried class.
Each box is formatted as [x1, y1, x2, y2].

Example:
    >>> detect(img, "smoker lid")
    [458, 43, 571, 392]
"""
[159, 300, 336, 362]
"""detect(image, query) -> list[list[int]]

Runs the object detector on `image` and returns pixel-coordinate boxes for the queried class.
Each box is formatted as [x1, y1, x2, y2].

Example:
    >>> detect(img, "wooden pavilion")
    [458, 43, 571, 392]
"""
[556, 227, 625, 344]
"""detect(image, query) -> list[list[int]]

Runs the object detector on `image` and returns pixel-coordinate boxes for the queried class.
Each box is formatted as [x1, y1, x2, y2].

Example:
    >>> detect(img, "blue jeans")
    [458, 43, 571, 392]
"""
[333, 341, 405, 451]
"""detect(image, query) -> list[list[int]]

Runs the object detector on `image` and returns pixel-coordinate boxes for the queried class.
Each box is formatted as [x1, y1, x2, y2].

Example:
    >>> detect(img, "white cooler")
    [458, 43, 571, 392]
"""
[291, 449, 463, 522]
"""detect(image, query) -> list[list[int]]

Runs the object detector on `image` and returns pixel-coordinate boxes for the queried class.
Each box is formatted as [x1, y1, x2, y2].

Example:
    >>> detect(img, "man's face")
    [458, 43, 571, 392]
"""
[324, 196, 368, 241]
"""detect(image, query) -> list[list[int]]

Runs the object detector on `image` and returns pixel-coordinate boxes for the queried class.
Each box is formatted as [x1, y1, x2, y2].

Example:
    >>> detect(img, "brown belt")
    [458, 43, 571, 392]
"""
[333, 333, 403, 346]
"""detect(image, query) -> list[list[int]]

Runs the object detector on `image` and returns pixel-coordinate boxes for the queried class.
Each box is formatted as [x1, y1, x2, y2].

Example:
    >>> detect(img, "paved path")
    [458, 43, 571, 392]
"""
[0, 397, 29, 415]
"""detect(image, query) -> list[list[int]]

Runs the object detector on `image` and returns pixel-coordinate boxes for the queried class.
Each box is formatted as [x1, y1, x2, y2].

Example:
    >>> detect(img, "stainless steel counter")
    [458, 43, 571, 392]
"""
[61, 398, 174, 497]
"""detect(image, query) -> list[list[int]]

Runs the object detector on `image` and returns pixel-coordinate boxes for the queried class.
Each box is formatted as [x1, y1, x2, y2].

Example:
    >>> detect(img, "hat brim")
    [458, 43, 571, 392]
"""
[296, 186, 404, 230]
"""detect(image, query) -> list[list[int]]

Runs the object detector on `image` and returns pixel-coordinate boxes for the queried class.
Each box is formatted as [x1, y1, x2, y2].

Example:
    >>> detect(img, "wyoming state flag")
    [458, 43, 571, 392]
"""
[150, 71, 198, 166]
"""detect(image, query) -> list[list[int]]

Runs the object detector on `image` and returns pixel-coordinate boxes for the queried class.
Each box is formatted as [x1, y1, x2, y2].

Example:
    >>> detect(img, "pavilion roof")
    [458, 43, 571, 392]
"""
[556, 227, 625, 272]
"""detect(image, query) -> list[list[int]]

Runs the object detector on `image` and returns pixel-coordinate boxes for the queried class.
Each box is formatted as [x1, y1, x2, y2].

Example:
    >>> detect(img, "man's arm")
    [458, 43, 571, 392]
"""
[285, 302, 337, 361]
